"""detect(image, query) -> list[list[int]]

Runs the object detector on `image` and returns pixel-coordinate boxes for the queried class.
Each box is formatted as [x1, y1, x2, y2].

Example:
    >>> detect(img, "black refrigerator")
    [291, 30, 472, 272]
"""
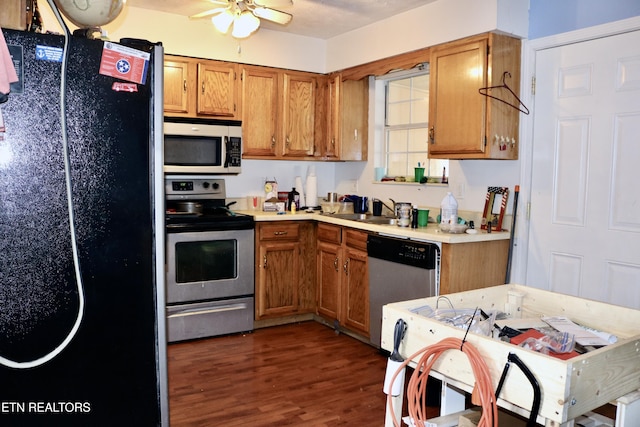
[0, 29, 168, 426]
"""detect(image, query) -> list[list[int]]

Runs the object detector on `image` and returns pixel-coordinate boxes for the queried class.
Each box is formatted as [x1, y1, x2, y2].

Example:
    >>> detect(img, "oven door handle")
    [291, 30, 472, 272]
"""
[167, 302, 249, 318]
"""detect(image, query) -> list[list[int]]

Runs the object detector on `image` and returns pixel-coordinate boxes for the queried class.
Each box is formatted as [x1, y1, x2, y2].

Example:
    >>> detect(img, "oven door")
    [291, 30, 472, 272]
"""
[166, 228, 254, 304]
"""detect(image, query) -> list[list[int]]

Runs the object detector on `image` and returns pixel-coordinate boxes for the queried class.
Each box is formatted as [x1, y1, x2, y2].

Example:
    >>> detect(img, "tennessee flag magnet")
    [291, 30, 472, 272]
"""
[99, 42, 150, 85]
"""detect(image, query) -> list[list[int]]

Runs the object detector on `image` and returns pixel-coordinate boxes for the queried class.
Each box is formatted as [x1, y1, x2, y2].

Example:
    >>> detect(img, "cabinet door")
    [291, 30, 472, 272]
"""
[429, 39, 487, 156]
[341, 246, 369, 336]
[197, 62, 239, 119]
[317, 241, 341, 320]
[0, 0, 27, 30]
[339, 78, 368, 161]
[163, 58, 191, 114]
[440, 240, 509, 295]
[282, 72, 315, 157]
[241, 66, 279, 157]
[313, 74, 331, 158]
[256, 241, 299, 319]
[324, 75, 340, 159]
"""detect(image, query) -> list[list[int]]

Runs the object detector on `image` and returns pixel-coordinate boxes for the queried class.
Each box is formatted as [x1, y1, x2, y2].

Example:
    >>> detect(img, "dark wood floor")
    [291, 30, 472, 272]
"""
[168, 321, 394, 426]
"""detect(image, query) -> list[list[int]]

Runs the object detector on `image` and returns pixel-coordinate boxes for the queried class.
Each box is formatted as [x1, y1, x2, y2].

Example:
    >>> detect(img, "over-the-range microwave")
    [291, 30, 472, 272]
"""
[163, 117, 242, 175]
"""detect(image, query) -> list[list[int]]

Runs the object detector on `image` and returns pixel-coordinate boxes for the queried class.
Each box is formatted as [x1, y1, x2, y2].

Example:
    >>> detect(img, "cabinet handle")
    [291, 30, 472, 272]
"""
[429, 126, 435, 144]
[263, 255, 267, 269]
[343, 258, 349, 275]
[183, 79, 187, 92]
[273, 231, 288, 236]
[286, 136, 290, 147]
[331, 138, 335, 147]
[354, 129, 358, 141]
[333, 257, 339, 271]
[201, 82, 205, 94]
[271, 136, 276, 148]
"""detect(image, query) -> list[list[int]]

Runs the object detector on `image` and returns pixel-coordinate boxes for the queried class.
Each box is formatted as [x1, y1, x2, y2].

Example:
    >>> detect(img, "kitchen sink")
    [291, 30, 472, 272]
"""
[320, 213, 397, 225]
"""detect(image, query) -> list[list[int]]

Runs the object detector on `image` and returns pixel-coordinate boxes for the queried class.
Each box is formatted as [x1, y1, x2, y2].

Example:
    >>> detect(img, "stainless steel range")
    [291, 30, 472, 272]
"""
[165, 177, 254, 342]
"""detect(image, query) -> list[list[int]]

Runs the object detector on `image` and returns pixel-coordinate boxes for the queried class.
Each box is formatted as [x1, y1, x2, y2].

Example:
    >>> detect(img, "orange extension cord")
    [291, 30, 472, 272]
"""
[387, 337, 498, 427]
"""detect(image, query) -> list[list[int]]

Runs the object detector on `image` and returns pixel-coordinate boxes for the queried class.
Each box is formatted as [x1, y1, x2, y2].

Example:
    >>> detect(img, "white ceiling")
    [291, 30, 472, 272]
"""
[125, 0, 436, 40]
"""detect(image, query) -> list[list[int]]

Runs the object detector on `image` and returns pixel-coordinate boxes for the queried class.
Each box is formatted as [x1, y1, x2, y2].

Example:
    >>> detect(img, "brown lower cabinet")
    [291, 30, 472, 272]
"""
[439, 239, 510, 295]
[316, 223, 369, 337]
[254, 221, 316, 320]
[255, 220, 509, 337]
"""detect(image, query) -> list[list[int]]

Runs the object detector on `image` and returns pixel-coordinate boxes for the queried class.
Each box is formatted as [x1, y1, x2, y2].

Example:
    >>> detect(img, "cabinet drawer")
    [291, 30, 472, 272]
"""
[344, 228, 368, 251]
[258, 223, 300, 241]
[317, 223, 342, 244]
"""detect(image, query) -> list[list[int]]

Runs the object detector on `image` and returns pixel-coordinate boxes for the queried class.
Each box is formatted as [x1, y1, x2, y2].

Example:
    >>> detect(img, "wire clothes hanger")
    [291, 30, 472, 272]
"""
[479, 71, 530, 115]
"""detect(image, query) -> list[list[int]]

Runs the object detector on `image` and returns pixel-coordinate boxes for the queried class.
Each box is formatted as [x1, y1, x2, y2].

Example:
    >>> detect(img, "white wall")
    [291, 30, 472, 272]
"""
[38, 5, 327, 72]
[326, 0, 528, 72]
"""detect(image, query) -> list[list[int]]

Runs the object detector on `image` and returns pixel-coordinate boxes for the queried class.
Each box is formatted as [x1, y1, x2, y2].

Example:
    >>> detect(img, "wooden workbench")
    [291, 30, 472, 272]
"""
[381, 285, 640, 426]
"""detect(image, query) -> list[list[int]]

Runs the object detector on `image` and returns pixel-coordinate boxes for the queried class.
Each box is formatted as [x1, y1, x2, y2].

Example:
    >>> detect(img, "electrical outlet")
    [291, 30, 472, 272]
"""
[455, 183, 465, 199]
[348, 180, 358, 193]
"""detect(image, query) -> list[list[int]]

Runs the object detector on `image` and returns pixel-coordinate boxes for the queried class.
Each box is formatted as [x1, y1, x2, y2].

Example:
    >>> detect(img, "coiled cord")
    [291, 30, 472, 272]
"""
[0, 0, 85, 370]
[387, 337, 498, 427]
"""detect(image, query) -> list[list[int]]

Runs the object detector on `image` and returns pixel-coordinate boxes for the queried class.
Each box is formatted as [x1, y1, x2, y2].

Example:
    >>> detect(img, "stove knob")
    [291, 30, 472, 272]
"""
[202, 182, 210, 189]
[212, 182, 220, 190]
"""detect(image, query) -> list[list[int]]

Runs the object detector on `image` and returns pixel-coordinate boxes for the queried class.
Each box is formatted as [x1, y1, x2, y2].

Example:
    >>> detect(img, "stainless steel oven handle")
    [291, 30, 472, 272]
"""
[167, 303, 249, 318]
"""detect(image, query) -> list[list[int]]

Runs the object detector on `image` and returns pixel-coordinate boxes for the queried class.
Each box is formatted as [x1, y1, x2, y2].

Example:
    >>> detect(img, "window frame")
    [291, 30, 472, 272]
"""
[378, 64, 448, 183]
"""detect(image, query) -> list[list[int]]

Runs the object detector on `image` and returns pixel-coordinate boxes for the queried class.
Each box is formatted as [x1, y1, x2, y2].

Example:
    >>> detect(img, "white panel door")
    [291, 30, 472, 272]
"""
[526, 30, 640, 308]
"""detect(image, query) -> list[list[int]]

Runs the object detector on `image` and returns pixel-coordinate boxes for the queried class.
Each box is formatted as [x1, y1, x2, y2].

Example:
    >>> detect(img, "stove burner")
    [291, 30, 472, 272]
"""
[165, 177, 254, 232]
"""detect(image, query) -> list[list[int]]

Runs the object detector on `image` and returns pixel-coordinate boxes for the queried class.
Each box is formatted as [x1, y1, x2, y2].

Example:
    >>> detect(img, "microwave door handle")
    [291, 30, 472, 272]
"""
[224, 135, 230, 168]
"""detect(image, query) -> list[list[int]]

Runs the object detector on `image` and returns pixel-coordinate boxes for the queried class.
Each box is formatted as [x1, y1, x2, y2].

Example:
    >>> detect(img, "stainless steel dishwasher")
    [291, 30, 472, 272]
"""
[367, 234, 438, 347]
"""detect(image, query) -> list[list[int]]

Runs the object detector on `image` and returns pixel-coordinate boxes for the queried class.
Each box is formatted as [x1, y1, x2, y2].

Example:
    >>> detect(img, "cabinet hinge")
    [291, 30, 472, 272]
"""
[531, 76, 536, 96]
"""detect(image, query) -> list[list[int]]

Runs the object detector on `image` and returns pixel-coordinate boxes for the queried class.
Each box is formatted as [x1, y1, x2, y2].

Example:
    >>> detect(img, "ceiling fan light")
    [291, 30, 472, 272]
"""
[212, 10, 234, 34]
[232, 11, 260, 38]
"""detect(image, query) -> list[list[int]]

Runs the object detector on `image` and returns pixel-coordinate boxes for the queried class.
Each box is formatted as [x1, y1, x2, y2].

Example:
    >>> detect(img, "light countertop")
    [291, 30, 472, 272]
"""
[236, 210, 510, 244]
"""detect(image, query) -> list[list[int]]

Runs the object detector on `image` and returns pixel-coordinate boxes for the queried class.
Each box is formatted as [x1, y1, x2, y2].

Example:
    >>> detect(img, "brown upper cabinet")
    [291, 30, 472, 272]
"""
[0, 0, 29, 30]
[241, 65, 316, 159]
[428, 33, 522, 160]
[163, 55, 241, 120]
[321, 74, 368, 161]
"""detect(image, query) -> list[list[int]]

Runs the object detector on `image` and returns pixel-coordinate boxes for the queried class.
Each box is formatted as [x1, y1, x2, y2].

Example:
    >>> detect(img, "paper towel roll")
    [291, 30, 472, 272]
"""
[294, 176, 305, 208]
[305, 175, 317, 207]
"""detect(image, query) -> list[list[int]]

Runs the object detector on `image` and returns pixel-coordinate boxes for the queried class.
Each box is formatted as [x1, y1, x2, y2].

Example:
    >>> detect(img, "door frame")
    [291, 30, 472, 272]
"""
[512, 16, 640, 284]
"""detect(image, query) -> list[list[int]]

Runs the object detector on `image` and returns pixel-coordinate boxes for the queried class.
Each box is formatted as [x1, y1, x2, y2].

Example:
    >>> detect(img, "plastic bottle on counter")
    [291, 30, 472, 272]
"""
[288, 188, 300, 211]
[440, 192, 458, 225]
[411, 205, 419, 228]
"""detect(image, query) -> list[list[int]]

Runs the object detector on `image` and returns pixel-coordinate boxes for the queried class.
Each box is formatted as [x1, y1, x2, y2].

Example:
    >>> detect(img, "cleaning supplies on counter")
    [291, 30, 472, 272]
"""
[411, 205, 419, 228]
[287, 188, 300, 211]
[440, 192, 458, 225]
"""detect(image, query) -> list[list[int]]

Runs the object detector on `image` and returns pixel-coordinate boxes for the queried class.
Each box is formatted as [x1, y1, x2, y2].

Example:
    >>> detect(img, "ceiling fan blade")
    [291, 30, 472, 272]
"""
[254, 0, 293, 8]
[252, 7, 292, 25]
[190, 7, 228, 19]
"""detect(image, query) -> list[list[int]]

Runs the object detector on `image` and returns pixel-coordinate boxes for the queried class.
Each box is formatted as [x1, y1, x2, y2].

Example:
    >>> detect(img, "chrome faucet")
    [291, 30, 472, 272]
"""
[382, 199, 396, 216]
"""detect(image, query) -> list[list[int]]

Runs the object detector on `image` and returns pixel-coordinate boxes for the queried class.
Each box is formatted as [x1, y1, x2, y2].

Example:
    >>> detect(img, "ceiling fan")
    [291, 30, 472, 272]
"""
[190, 0, 293, 39]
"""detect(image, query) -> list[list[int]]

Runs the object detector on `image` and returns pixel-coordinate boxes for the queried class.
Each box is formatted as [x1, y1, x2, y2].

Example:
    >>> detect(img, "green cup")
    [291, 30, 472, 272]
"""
[414, 167, 425, 182]
[418, 209, 429, 227]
